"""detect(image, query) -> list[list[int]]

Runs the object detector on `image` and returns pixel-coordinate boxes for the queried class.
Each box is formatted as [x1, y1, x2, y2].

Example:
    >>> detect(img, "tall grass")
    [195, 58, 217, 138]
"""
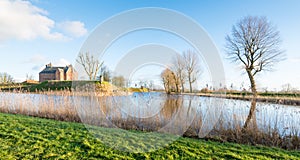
[0, 90, 299, 150]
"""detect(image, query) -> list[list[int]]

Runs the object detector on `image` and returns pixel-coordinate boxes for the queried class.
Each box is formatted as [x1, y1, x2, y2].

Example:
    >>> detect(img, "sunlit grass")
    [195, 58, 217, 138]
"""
[0, 113, 299, 159]
[1, 90, 300, 150]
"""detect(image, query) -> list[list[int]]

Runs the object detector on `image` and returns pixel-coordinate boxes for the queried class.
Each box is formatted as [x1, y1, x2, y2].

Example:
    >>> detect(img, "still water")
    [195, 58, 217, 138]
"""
[1, 92, 299, 136]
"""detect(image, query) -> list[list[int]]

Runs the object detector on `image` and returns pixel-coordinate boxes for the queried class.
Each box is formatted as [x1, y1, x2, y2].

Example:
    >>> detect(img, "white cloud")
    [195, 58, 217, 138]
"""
[24, 54, 48, 63]
[0, 0, 87, 42]
[0, 0, 64, 41]
[31, 58, 71, 72]
[57, 21, 87, 38]
[32, 64, 44, 71]
[23, 54, 71, 71]
[52, 58, 71, 66]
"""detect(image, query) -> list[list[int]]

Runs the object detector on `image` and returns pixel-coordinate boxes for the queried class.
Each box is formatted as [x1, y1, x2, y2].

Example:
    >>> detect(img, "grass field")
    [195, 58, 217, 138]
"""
[0, 113, 299, 159]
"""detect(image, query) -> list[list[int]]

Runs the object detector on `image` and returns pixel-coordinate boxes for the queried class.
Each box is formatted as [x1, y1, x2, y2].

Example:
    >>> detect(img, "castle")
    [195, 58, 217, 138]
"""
[39, 63, 77, 82]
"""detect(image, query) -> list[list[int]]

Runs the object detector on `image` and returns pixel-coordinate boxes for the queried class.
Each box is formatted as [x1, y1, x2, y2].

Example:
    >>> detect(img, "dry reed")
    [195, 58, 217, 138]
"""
[0, 90, 299, 150]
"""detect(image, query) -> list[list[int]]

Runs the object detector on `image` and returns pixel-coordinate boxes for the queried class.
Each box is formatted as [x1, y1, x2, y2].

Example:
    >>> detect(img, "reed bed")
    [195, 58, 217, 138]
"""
[0, 90, 299, 150]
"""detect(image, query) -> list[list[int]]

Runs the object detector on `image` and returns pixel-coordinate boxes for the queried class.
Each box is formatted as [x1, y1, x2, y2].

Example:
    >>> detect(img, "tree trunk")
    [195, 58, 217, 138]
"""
[181, 81, 185, 93]
[163, 81, 169, 94]
[189, 81, 193, 93]
[175, 83, 179, 93]
[243, 70, 258, 130]
[188, 76, 193, 93]
[168, 83, 172, 94]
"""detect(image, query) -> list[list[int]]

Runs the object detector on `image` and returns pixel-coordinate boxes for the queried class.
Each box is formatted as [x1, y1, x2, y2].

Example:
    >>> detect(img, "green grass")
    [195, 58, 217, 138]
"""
[28, 80, 75, 91]
[0, 113, 299, 159]
[128, 87, 149, 92]
[0, 80, 103, 92]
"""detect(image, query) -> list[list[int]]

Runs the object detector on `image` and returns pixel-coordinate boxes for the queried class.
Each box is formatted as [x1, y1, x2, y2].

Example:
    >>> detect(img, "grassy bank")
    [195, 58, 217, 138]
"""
[0, 80, 104, 92]
[0, 81, 150, 93]
[0, 113, 299, 159]
[180, 92, 300, 106]
[1, 91, 300, 150]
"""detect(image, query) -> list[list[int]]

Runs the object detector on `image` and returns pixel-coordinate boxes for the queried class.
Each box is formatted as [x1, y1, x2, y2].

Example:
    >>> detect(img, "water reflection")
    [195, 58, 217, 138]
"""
[76, 93, 198, 136]
[0, 92, 299, 137]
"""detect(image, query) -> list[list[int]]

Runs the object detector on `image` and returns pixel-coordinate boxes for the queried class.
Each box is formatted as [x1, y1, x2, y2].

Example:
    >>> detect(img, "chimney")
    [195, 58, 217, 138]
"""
[46, 63, 52, 68]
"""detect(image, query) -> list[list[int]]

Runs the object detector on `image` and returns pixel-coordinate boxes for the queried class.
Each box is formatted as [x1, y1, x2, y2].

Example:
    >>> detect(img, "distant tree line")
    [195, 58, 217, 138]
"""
[0, 72, 14, 84]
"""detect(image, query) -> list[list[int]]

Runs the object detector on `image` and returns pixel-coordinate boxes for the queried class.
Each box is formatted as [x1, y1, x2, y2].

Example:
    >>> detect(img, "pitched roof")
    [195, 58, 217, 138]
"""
[40, 66, 70, 74]
[39, 67, 64, 74]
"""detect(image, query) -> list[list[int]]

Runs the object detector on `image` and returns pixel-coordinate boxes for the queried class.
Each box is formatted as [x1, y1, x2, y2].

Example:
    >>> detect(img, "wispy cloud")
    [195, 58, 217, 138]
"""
[52, 58, 71, 66]
[24, 54, 48, 64]
[57, 21, 87, 38]
[24, 55, 71, 71]
[32, 65, 44, 71]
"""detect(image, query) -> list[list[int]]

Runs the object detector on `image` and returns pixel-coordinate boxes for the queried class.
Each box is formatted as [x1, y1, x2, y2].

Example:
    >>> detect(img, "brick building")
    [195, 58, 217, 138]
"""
[39, 63, 77, 82]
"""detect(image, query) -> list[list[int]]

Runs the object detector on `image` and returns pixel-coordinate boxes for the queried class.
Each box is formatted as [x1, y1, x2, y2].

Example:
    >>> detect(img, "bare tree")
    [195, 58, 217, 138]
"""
[183, 50, 201, 93]
[281, 83, 292, 93]
[26, 73, 35, 81]
[112, 76, 125, 88]
[161, 68, 176, 94]
[98, 65, 111, 82]
[173, 72, 181, 93]
[148, 80, 154, 91]
[225, 16, 284, 129]
[76, 52, 103, 80]
[172, 54, 186, 93]
[138, 80, 145, 88]
[0, 72, 14, 84]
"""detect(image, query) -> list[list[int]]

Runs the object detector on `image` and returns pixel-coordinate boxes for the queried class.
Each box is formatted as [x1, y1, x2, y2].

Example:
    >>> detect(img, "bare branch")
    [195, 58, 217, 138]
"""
[225, 16, 285, 129]
[183, 50, 202, 93]
[76, 52, 103, 80]
[171, 54, 186, 92]
[225, 16, 284, 76]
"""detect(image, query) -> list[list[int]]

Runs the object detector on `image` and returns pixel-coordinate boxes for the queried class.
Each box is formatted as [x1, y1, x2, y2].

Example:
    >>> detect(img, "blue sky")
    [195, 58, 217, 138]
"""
[0, 0, 299, 91]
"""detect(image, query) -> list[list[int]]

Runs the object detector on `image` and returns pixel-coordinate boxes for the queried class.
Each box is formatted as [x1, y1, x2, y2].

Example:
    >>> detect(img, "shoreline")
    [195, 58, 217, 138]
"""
[1, 90, 300, 106]
[180, 92, 300, 106]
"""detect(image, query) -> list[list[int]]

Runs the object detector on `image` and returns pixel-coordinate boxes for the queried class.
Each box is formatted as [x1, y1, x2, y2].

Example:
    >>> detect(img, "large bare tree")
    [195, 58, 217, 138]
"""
[76, 52, 103, 80]
[225, 16, 284, 129]
[183, 50, 201, 93]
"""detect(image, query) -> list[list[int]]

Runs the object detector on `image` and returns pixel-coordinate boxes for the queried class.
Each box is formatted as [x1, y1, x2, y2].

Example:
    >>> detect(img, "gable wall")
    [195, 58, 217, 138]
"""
[39, 73, 56, 82]
[39, 66, 78, 82]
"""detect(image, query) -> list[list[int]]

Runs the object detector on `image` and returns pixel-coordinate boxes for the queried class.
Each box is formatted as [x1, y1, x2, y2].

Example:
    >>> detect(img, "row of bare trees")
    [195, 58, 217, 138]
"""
[161, 16, 284, 129]
[161, 50, 201, 93]
[76, 16, 285, 130]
